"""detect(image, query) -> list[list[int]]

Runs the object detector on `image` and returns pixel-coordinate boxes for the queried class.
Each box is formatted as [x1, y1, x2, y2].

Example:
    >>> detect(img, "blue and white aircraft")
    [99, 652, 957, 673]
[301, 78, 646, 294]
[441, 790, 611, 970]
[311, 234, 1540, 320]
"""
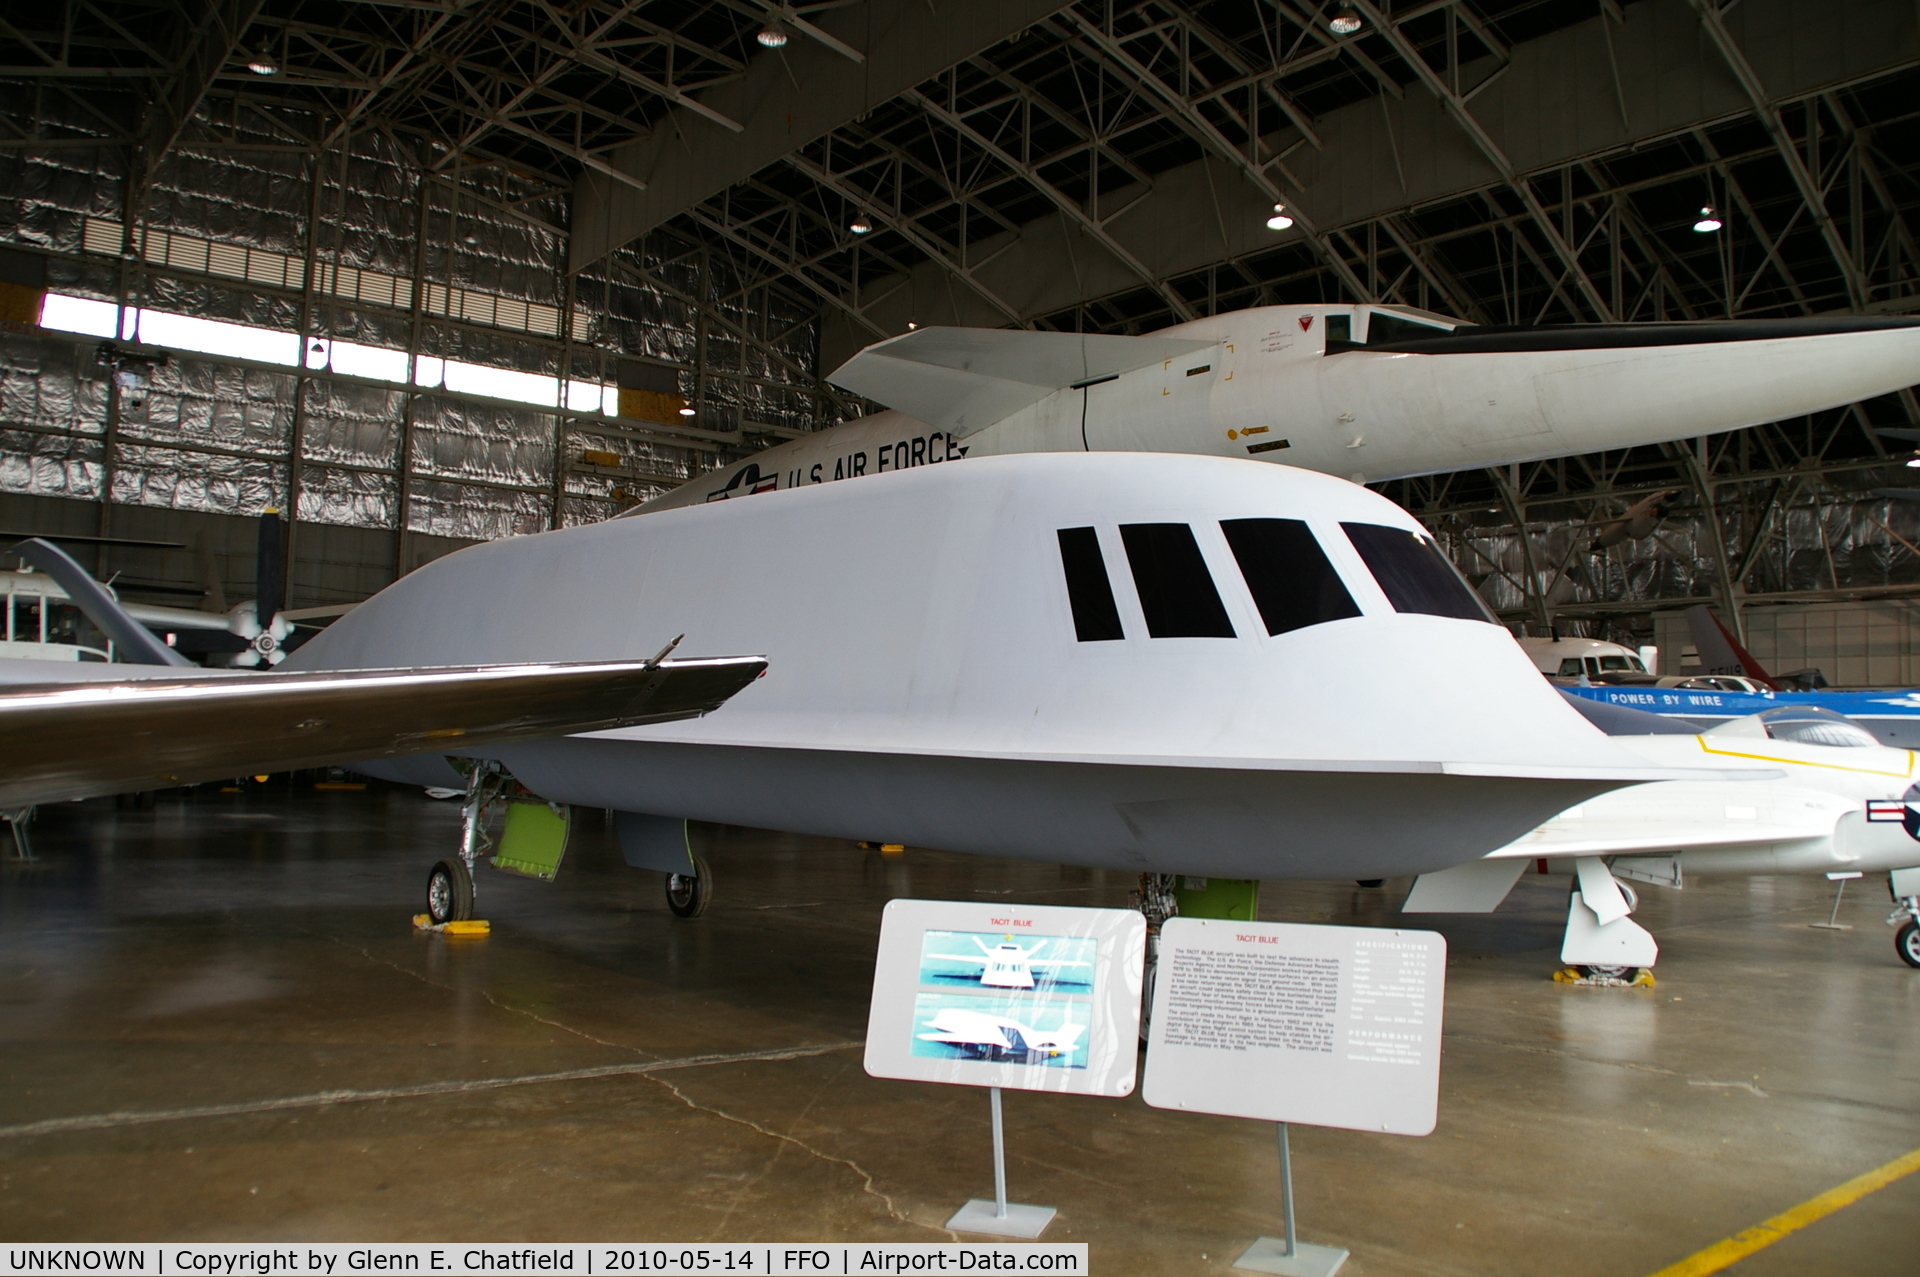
[1564, 606, 1920, 746]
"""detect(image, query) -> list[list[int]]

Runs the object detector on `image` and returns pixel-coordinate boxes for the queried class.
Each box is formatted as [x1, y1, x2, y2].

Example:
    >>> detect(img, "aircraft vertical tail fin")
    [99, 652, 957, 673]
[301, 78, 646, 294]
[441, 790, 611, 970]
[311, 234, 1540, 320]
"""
[1683, 605, 1779, 690]
[6, 538, 191, 667]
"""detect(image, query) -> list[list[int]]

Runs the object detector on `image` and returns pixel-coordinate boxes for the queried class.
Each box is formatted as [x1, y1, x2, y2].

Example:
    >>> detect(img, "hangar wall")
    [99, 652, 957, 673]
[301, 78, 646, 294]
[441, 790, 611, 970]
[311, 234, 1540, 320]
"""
[1655, 600, 1920, 689]
[0, 94, 825, 606]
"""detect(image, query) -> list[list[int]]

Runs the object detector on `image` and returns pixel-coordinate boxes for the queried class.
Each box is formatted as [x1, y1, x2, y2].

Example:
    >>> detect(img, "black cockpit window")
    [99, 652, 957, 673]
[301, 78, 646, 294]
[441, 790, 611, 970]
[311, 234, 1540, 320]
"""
[1056, 527, 1124, 642]
[1119, 524, 1236, 638]
[1340, 523, 1493, 622]
[1220, 519, 1361, 637]
[1366, 312, 1454, 344]
[1324, 313, 1351, 343]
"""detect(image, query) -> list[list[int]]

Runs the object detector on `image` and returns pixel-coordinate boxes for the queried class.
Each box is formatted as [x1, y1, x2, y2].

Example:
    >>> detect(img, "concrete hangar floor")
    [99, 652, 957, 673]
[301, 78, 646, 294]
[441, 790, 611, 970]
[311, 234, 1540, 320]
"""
[0, 784, 1915, 1276]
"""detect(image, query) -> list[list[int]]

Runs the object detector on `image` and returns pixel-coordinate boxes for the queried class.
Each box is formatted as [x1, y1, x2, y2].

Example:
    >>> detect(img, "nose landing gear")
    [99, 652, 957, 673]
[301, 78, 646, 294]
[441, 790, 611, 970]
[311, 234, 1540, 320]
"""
[422, 760, 509, 924]
[427, 857, 474, 924]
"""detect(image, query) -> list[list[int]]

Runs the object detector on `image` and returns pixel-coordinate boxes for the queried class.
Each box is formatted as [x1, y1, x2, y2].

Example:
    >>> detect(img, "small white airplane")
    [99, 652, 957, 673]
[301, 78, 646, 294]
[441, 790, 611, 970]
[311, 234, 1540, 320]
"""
[917, 1006, 1085, 1061]
[5, 515, 350, 668]
[641, 305, 1920, 511]
[1403, 701, 1920, 974]
[925, 937, 1094, 989]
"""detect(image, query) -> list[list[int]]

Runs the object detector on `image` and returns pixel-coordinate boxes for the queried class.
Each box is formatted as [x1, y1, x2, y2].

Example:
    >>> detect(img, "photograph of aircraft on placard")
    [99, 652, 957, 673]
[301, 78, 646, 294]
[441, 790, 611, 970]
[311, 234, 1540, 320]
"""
[910, 995, 1090, 1069]
[917, 931, 1096, 992]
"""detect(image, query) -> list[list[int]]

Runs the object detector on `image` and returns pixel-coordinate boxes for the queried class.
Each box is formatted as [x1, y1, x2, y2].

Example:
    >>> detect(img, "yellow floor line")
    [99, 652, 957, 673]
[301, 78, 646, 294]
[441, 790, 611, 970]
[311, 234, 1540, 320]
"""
[1646, 1144, 1920, 1277]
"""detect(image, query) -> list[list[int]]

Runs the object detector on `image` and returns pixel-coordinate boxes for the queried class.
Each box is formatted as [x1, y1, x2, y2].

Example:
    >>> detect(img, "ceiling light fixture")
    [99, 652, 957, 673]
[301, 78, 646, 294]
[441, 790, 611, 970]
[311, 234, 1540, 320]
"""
[678, 406, 697, 416]
[246, 48, 278, 76]
[757, 25, 788, 48]
[1693, 205, 1723, 233]
[1266, 203, 1294, 231]
[906, 321, 917, 330]
[1329, 3, 1363, 35]
[850, 213, 873, 235]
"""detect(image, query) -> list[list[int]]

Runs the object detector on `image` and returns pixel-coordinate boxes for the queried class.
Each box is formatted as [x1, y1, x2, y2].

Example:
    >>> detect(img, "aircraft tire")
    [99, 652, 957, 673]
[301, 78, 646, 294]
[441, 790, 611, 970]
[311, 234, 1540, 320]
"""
[1896, 921, 1920, 969]
[666, 852, 713, 919]
[428, 858, 473, 924]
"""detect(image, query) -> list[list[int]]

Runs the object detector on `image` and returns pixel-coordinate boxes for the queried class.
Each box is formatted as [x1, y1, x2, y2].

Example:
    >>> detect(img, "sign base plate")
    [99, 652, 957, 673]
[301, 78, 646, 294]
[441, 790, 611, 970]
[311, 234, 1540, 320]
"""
[945, 1200, 1055, 1238]
[1233, 1237, 1348, 1276]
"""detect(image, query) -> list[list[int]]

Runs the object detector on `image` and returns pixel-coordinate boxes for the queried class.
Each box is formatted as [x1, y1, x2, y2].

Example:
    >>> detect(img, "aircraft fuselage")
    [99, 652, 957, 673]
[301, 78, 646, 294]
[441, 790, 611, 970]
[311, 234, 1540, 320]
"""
[644, 305, 1920, 513]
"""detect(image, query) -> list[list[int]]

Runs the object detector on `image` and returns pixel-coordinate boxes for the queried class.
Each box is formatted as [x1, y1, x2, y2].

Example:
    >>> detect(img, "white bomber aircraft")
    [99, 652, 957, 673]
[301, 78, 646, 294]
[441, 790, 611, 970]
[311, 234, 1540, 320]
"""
[642, 306, 1920, 511]
[1404, 702, 1920, 974]
[270, 452, 1751, 918]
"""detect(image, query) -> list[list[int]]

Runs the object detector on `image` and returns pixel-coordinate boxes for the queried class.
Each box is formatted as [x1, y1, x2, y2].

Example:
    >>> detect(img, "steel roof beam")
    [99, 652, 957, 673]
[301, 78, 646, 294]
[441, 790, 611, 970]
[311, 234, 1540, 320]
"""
[140, 0, 266, 177]
[905, 82, 1197, 323]
[1061, 8, 1376, 305]
[1346, 0, 1612, 320]
[1687, 0, 1871, 311]
[785, 150, 1029, 328]
[570, 0, 1069, 271]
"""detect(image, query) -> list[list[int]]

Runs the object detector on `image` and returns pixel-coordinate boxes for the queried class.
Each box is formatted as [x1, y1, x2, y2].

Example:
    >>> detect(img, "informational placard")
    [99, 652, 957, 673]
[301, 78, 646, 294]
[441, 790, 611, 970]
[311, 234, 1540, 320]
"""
[864, 899, 1146, 1096]
[1143, 919, 1445, 1135]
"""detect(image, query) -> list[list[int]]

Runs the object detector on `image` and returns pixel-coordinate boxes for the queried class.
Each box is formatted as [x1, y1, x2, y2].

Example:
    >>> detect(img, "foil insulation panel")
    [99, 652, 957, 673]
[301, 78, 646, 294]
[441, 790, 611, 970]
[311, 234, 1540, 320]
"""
[0, 97, 820, 541]
[1428, 473, 1920, 643]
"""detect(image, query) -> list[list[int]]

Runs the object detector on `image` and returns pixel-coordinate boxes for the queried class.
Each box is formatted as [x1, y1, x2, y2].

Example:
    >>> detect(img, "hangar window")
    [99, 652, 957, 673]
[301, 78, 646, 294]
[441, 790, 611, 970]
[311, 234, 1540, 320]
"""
[1219, 519, 1361, 636]
[1119, 524, 1237, 638]
[1056, 527, 1124, 642]
[1340, 523, 1494, 623]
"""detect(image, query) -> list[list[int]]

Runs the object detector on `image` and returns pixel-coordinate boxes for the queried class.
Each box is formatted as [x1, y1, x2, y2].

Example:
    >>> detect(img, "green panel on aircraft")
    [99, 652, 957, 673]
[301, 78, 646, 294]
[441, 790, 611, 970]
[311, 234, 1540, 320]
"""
[1173, 875, 1259, 921]
[492, 800, 570, 881]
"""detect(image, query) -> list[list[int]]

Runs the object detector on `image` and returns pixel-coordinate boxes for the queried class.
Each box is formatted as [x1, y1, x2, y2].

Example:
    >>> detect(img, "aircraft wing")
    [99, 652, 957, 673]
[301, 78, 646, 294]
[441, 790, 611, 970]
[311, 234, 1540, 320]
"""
[1484, 782, 1850, 858]
[925, 954, 992, 966]
[826, 326, 1215, 435]
[0, 655, 767, 807]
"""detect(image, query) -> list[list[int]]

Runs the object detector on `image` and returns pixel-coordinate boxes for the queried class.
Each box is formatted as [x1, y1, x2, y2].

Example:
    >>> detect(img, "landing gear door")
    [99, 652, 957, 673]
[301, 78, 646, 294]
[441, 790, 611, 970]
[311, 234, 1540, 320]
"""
[492, 799, 571, 881]
[616, 810, 696, 876]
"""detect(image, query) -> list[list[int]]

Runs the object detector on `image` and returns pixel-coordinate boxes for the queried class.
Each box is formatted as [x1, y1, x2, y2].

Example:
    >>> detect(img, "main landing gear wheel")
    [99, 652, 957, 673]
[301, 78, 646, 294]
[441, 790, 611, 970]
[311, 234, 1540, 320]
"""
[427, 858, 474, 924]
[1897, 921, 1920, 969]
[666, 851, 713, 919]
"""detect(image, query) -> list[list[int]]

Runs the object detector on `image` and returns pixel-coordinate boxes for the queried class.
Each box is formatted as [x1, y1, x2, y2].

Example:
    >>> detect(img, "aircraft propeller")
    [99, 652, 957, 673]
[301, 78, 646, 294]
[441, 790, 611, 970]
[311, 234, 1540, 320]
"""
[227, 509, 294, 667]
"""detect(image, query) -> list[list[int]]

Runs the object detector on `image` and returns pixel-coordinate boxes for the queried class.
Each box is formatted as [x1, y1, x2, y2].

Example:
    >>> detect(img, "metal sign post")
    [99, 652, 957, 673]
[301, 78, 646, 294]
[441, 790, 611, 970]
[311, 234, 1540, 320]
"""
[1810, 870, 1862, 930]
[1231, 1122, 1349, 1276]
[945, 1086, 1057, 1238]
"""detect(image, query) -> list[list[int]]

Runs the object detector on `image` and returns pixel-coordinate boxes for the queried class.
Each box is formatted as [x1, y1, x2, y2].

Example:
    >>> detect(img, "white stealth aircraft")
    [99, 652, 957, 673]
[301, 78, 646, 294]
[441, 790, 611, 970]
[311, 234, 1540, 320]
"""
[917, 1007, 1085, 1063]
[643, 305, 1920, 511]
[273, 452, 1745, 917]
[925, 938, 1094, 990]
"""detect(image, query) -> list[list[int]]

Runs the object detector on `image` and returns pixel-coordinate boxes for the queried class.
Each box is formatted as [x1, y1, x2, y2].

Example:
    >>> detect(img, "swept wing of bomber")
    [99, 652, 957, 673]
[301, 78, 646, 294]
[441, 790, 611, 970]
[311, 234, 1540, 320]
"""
[282, 452, 1742, 911]
[640, 305, 1920, 512]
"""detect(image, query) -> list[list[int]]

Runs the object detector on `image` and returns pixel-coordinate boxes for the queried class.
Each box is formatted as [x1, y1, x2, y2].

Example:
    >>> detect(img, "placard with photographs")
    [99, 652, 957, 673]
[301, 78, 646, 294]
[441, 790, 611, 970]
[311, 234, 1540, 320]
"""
[864, 899, 1146, 1096]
